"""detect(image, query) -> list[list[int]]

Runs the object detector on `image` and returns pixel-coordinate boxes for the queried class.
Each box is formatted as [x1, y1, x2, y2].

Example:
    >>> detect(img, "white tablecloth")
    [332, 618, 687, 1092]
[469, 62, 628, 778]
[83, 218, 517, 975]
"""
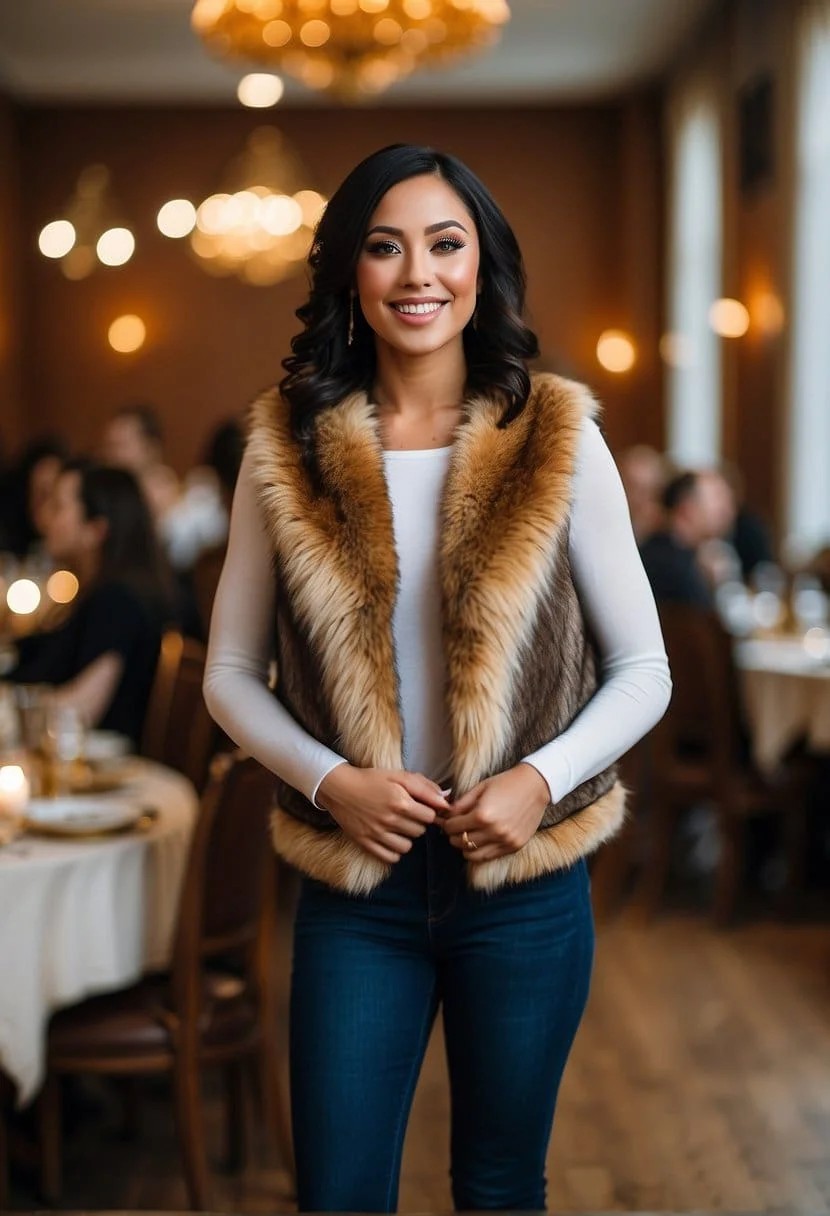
[0, 758, 198, 1104]
[736, 638, 830, 771]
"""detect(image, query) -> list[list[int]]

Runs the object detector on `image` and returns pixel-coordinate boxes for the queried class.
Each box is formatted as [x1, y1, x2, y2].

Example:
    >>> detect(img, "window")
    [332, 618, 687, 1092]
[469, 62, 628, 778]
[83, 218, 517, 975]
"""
[665, 67, 723, 465]
[786, 0, 830, 552]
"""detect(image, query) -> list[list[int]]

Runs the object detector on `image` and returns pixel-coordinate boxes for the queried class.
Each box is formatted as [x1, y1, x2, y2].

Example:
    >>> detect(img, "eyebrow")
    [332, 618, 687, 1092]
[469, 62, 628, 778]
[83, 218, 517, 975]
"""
[364, 220, 469, 238]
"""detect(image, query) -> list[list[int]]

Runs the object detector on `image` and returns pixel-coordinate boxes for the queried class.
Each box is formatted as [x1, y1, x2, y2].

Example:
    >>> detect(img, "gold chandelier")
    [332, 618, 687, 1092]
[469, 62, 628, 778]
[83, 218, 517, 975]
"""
[188, 127, 327, 285]
[191, 0, 510, 98]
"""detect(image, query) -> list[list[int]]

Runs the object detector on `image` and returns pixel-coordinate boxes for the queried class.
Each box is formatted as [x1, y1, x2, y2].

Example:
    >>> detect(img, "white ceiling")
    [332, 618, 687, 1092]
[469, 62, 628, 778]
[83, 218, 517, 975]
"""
[0, 0, 717, 106]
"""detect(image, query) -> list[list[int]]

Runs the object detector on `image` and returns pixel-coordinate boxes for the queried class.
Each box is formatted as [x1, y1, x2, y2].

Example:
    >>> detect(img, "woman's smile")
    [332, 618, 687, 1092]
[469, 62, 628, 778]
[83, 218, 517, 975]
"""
[387, 297, 450, 324]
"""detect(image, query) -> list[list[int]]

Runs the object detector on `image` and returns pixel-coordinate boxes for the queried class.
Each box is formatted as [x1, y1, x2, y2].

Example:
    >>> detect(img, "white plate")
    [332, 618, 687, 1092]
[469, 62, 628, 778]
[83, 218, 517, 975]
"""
[24, 796, 144, 837]
[84, 731, 132, 762]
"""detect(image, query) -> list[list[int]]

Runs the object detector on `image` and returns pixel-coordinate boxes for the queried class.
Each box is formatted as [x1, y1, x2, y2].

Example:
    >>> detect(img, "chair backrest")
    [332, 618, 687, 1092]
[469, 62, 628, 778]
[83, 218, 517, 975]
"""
[191, 544, 226, 641]
[170, 752, 276, 1019]
[141, 630, 217, 790]
[652, 603, 746, 780]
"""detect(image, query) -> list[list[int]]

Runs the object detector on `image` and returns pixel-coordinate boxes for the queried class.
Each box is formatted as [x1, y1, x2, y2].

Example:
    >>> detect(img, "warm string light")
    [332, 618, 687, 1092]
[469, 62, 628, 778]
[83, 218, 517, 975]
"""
[191, 0, 511, 98]
[36, 165, 136, 279]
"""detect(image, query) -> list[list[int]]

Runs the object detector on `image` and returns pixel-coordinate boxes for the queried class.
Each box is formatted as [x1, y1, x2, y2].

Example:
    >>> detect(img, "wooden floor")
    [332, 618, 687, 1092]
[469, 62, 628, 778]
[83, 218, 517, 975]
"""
[7, 889, 830, 1213]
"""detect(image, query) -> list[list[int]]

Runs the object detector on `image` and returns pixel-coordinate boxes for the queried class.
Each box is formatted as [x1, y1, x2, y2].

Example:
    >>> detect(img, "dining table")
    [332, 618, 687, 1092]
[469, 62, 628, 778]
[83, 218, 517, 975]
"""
[0, 755, 198, 1106]
[734, 634, 830, 772]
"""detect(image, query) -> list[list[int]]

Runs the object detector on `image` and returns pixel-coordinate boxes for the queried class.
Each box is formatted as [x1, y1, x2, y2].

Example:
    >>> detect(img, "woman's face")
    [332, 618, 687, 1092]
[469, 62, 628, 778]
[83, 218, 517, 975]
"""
[355, 173, 481, 359]
[43, 471, 105, 566]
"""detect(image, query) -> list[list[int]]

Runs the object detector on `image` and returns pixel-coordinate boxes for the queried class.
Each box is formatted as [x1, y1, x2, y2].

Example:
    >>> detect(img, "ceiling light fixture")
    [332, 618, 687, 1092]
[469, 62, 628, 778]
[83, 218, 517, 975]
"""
[192, 0, 510, 99]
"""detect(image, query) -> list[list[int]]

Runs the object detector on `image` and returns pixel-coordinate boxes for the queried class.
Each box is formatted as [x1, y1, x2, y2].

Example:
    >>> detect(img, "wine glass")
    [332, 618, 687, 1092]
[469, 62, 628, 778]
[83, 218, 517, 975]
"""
[45, 704, 86, 794]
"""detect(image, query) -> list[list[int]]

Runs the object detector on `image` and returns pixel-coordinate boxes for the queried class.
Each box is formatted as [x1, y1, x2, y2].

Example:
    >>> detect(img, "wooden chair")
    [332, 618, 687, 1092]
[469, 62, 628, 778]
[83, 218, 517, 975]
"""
[38, 752, 294, 1208]
[141, 630, 218, 791]
[589, 739, 651, 921]
[191, 543, 226, 641]
[637, 604, 809, 924]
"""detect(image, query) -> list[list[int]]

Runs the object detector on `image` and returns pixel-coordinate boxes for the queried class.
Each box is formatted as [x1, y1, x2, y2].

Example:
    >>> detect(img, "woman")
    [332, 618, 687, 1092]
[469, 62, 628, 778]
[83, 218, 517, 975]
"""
[204, 144, 672, 1212]
[8, 459, 174, 744]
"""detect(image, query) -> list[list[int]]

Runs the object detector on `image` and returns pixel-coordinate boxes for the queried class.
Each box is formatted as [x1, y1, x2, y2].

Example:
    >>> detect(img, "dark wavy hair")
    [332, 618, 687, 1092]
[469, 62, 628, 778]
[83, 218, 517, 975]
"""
[63, 459, 175, 623]
[280, 144, 539, 455]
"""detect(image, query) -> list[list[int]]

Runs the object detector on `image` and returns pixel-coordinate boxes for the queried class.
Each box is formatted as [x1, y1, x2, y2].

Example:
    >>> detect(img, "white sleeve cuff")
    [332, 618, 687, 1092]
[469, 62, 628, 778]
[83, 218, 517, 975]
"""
[310, 758, 350, 810]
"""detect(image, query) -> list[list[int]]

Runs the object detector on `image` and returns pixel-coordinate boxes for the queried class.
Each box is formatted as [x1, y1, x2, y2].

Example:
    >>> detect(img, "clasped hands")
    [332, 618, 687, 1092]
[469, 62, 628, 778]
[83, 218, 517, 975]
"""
[316, 761, 551, 867]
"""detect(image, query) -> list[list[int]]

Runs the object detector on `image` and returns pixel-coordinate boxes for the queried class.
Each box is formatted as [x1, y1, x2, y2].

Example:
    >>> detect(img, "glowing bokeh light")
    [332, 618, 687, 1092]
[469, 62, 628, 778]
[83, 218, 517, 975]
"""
[7, 579, 41, 615]
[108, 315, 146, 353]
[157, 199, 197, 238]
[596, 330, 636, 374]
[38, 220, 77, 259]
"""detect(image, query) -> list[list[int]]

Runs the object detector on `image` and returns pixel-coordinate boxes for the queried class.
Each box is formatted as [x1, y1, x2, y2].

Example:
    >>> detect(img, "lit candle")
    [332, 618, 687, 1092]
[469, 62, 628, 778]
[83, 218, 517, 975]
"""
[0, 764, 31, 817]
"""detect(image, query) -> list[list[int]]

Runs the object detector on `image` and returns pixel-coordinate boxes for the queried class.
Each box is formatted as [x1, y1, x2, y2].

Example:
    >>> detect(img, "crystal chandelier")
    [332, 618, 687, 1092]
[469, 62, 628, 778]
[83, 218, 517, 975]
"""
[188, 126, 327, 285]
[191, 0, 511, 98]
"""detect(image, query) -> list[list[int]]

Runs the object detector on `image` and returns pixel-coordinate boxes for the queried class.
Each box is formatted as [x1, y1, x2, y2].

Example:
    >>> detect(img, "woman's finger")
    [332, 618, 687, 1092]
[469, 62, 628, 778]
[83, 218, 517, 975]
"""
[378, 831, 415, 856]
[464, 842, 506, 863]
[441, 807, 484, 837]
[392, 815, 429, 838]
[364, 840, 403, 865]
[396, 798, 438, 826]
[396, 771, 451, 812]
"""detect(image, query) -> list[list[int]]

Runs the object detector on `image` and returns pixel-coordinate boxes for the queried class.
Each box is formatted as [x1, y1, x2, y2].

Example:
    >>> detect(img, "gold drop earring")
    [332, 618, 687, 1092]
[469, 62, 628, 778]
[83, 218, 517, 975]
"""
[347, 294, 355, 346]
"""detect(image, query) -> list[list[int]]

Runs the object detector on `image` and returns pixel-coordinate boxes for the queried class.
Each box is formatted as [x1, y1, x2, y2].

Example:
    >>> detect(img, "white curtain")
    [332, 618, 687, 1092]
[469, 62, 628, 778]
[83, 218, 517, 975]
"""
[665, 66, 723, 465]
[786, 0, 830, 553]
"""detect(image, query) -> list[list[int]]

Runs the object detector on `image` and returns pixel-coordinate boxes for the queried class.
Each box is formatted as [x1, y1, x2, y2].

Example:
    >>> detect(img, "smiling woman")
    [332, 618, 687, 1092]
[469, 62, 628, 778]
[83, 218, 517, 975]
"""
[204, 143, 671, 1213]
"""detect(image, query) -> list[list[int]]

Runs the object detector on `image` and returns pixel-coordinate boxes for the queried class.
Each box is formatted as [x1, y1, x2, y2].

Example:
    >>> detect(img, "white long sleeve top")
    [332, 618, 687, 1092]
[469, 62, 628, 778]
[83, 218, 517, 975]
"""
[204, 416, 671, 806]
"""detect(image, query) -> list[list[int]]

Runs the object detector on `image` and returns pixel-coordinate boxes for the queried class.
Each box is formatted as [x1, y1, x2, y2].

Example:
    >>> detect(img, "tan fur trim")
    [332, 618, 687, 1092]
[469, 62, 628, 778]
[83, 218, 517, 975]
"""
[270, 806, 391, 897]
[248, 389, 403, 770]
[440, 373, 601, 792]
[467, 780, 627, 893]
[271, 781, 625, 898]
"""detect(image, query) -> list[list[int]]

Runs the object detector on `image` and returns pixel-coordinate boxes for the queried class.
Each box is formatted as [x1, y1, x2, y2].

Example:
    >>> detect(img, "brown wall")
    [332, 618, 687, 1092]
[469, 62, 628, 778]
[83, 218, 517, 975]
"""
[16, 100, 664, 471]
[0, 94, 25, 454]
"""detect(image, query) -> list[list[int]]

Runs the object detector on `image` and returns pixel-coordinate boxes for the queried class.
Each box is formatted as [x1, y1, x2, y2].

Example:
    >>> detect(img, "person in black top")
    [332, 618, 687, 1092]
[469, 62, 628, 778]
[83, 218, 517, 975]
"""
[639, 470, 733, 609]
[7, 460, 175, 744]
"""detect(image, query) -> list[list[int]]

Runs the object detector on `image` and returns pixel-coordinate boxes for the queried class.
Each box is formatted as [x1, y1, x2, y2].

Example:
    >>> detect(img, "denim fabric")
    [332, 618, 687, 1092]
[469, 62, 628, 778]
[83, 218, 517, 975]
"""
[289, 822, 595, 1212]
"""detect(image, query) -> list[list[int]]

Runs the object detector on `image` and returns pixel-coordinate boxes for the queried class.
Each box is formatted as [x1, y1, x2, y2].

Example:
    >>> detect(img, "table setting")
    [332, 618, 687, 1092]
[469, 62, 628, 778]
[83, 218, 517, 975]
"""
[715, 566, 830, 772]
[0, 686, 199, 1104]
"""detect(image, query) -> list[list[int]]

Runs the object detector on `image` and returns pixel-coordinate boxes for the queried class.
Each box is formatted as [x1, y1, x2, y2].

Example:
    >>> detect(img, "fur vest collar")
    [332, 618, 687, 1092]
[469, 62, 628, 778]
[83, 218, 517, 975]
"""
[247, 372, 625, 895]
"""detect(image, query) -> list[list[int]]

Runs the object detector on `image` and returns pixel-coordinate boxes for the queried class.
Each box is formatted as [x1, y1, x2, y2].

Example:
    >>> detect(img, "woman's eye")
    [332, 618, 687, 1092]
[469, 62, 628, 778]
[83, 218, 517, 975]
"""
[433, 237, 466, 253]
[366, 240, 400, 255]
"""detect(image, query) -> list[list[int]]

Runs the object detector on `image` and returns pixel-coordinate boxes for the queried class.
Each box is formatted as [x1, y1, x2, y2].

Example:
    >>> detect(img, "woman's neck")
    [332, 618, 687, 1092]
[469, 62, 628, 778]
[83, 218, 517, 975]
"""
[372, 340, 466, 420]
[371, 342, 466, 450]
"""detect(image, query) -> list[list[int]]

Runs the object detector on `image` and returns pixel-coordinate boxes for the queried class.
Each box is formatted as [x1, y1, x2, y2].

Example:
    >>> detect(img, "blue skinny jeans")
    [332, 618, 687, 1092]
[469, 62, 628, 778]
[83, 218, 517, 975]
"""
[289, 820, 595, 1212]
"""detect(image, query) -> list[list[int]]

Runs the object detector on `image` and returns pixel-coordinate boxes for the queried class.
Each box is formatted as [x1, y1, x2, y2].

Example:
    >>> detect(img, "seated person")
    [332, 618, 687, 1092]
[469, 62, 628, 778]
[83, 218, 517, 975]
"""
[0, 436, 68, 558]
[101, 403, 179, 526]
[617, 443, 671, 544]
[6, 460, 175, 745]
[639, 470, 733, 609]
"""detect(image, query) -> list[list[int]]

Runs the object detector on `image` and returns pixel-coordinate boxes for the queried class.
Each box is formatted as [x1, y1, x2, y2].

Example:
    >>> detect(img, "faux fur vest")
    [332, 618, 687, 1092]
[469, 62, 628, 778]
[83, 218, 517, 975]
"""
[247, 371, 626, 896]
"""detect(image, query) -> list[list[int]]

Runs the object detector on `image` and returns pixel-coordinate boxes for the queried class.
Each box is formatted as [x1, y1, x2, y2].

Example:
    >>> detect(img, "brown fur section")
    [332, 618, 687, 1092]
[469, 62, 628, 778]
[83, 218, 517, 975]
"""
[439, 374, 597, 793]
[248, 373, 623, 896]
[248, 390, 404, 771]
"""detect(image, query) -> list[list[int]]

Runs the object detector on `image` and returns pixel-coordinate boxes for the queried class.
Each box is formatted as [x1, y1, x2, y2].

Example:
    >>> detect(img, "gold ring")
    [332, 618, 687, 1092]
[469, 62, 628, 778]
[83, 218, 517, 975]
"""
[462, 830, 477, 850]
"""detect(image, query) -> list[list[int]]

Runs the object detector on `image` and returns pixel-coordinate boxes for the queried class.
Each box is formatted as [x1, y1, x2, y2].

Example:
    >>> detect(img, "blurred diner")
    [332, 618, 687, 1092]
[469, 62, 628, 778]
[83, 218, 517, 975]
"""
[3, 460, 175, 744]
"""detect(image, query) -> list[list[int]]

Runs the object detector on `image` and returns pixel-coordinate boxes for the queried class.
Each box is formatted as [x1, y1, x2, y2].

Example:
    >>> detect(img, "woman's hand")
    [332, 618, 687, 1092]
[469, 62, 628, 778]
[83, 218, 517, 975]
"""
[439, 763, 551, 863]
[315, 765, 450, 865]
